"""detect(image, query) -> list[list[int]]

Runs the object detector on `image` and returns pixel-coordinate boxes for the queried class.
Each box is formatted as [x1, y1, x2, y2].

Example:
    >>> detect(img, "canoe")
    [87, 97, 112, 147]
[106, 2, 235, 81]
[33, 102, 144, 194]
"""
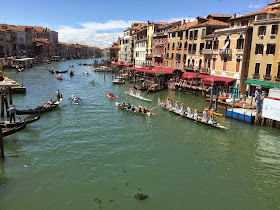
[16, 97, 63, 115]
[125, 91, 152, 102]
[116, 102, 155, 117]
[106, 92, 116, 99]
[159, 98, 227, 130]
[2, 121, 26, 137]
[56, 75, 63, 80]
[55, 70, 68, 73]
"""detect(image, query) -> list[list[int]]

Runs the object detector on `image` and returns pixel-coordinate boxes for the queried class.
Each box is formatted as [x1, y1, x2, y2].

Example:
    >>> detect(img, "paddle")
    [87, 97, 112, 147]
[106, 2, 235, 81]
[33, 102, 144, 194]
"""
[149, 105, 160, 111]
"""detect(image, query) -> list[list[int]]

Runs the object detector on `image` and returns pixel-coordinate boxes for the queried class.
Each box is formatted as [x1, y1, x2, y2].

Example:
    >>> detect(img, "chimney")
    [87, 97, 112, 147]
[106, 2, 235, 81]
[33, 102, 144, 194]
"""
[183, 19, 186, 25]
[148, 20, 150, 25]
[233, 13, 236, 18]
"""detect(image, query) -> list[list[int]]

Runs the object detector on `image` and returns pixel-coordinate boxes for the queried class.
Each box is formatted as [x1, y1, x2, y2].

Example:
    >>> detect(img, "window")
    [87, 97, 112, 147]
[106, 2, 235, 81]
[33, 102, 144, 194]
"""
[254, 63, 260, 74]
[213, 40, 219, 49]
[241, 20, 248, 26]
[223, 58, 227, 71]
[258, 26, 266, 36]
[236, 37, 244, 49]
[266, 64, 272, 75]
[199, 43, 204, 52]
[194, 30, 198, 39]
[166, 53, 169, 58]
[277, 63, 280, 78]
[188, 44, 192, 53]
[266, 44, 276, 55]
[171, 53, 174, 58]
[193, 44, 197, 53]
[230, 22, 234, 28]
[255, 44, 264, 54]
[185, 30, 188, 39]
[167, 43, 170, 50]
[183, 54, 187, 61]
[212, 58, 216, 70]
[177, 41, 182, 49]
[172, 42, 175, 50]
[189, 31, 193, 39]
[172, 32, 175, 38]
[236, 59, 240, 73]
[184, 41, 188, 49]
[271, 25, 278, 35]
[167, 61, 169, 67]
[202, 29, 206, 37]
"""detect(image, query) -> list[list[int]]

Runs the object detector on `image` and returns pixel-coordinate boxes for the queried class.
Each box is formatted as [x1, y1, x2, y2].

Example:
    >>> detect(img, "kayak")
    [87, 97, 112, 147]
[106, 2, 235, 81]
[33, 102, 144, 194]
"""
[106, 92, 116, 99]
[125, 91, 152, 102]
[56, 75, 62, 80]
[116, 102, 155, 117]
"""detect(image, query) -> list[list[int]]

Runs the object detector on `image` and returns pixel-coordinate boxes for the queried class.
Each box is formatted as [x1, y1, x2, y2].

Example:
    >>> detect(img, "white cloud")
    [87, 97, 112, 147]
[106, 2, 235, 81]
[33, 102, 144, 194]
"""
[57, 20, 132, 48]
[249, 2, 264, 9]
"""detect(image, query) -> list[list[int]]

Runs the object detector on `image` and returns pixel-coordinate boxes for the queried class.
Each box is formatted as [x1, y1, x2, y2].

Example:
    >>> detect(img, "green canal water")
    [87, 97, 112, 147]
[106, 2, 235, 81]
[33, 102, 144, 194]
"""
[0, 59, 280, 209]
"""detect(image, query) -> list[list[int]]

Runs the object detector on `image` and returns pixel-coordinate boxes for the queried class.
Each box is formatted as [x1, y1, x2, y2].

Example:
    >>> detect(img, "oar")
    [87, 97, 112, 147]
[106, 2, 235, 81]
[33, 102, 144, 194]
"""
[49, 94, 56, 101]
[176, 115, 183, 119]
[149, 105, 160, 111]
[194, 119, 200, 123]
[222, 121, 230, 123]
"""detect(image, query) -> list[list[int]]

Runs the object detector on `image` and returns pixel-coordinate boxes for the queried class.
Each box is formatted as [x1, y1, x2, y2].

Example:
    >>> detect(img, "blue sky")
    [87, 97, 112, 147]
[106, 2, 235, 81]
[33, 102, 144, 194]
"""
[0, 0, 272, 48]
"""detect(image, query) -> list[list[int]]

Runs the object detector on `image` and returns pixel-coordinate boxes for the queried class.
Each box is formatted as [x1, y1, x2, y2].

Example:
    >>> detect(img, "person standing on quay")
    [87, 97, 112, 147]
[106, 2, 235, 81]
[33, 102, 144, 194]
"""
[8, 105, 16, 123]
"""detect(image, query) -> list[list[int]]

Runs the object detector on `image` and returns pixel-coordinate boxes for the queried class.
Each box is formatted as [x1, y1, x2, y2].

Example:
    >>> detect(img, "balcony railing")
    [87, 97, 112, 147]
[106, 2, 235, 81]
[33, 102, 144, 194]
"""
[236, 49, 244, 54]
[264, 74, 271, 80]
[219, 49, 232, 55]
[188, 50, 196, 54]
[202, 49, 213, 54]
[153, 32, 168, 37]
[155, 43, 164, 47]
[153, 53, 162, 58]
[252, 73, 260, 78]
[146, 54, 153, 58]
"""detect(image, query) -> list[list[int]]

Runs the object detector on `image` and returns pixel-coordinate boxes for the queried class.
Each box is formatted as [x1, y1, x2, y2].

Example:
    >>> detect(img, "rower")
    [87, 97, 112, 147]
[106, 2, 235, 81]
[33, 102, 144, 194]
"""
[169, 100, 173, 109]
[209, 109, 214, 124]
[175, 101, 179, 111]
[202, 108, 208, 122]
[187, 105, 191, 117]
[194, 107, 198, 120]
[127, 103, 131, 110]
[166, 97, 170, 107]
[138, 106, 142, 112]
[180, 103, 185, 115]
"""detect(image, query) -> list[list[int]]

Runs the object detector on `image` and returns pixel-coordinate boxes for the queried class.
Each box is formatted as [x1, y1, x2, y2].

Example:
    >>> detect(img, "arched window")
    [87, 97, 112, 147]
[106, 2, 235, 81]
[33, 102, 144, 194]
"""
[184, 41, 188, 49]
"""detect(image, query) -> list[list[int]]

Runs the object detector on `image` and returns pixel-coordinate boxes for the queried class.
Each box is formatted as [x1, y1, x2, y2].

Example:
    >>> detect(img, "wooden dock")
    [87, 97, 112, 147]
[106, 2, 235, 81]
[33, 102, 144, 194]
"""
[1, 76, 26, 93]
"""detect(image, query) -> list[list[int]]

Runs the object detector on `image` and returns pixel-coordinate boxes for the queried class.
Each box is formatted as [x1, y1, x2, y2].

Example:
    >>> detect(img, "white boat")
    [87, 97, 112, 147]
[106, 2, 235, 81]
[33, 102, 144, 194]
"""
[159, 98, 227, 130]
[112, 77, 125, 84]
[115, 102, 155, 117]
[125, 91, 152, 102]
[84, 71, 89, 75]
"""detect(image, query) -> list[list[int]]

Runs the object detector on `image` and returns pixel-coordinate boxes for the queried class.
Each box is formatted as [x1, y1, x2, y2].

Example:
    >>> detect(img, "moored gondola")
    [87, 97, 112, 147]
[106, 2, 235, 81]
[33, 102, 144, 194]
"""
[2, 121, 27, 137]
[1, 114, 40, 128]
[16, 97, 62, 115]
[55, 70, 68, 73]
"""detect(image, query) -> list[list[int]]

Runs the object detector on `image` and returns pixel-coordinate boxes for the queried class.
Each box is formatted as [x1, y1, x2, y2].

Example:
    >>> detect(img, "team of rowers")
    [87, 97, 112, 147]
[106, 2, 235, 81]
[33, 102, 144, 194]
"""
[121, 102, 150, 114]
[162, 97, 215, 124]
[129, 87, 142, 96]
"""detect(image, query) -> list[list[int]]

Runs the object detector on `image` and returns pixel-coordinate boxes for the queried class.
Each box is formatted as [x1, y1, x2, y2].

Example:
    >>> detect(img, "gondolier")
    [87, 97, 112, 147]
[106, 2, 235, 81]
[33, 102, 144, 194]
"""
[56, 90, 61, 100]
[8, 105, 16, 123]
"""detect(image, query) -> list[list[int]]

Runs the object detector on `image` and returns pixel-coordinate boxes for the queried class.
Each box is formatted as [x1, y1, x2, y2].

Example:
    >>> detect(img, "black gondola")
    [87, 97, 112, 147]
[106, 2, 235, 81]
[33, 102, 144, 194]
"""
[49, 70, 55, 74]
[16, 98, 63, 115]
[55, 70, 68, 73]
[2, 121, 27, 137]
[1, 114, 40, 128]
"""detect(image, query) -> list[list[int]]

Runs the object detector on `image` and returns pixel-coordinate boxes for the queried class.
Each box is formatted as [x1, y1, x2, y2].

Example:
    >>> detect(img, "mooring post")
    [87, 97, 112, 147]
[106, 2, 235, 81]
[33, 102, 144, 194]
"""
[4, 95, 9, 117]
[1, 94, 4, 117]
[8, 87, 12, 106]
[0, 125, 4, 159]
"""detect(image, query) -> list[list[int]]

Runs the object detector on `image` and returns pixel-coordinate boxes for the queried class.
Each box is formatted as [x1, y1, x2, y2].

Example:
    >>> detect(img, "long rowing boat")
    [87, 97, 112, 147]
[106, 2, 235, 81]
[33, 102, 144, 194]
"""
[116, 102, 155, 117]
[125, 91, 152, 102]
[159, 98, 227, 130]
[16, 97, 63, 115]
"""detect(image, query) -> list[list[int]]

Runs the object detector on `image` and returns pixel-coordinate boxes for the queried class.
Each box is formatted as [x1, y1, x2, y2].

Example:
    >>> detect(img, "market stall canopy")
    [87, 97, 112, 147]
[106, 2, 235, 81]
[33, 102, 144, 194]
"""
[152, 67, 176, 74]
[199, 75, 235, 84]
[245, 79, 280, 89]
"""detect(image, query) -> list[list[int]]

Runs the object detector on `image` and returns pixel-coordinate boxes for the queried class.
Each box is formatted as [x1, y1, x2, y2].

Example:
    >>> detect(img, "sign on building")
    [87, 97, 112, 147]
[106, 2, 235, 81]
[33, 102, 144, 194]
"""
[262, 98, 280, 121]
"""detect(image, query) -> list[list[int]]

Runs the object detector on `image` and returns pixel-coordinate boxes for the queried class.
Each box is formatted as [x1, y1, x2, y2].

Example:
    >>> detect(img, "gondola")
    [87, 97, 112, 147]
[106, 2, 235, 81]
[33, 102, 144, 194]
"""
[55, 70, 68, 73]
[49, 69, 55, 74]
[16, 97, 63, 115]
[116, 102, 155, 117]
[70, 70, 74, 76]
[1, 114, 40, 128]
[2, 121, 27, 137]
[159, 98, 228, 130]
[16, 68, 24, 72]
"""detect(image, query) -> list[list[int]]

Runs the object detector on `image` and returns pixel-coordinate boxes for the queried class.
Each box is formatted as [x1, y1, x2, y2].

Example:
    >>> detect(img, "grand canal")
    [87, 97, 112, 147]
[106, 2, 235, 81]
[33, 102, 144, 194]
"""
[0, 59, 280, 209]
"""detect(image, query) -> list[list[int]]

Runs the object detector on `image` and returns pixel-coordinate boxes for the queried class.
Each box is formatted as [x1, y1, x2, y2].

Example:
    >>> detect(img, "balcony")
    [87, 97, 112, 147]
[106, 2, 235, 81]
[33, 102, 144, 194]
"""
[188, 50, 196, 54]
[236, 49, 244, 55]
[155, 43, 164, 47]
[200, 68, 211, 75]
[146, 54, 153, 59]
[153, 53, 162, 58]
[202, 49, 213, 54]
[252, 73, 260, 78]
[153, 32, 168, 37]
[264, 74, 271, 80]
[275, 75, 280, 81]
[219, 48, 232, 55]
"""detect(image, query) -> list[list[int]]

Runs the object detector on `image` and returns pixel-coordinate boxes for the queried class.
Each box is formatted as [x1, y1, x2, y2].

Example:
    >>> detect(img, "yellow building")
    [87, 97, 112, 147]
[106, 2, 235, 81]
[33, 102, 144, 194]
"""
[245, 0, 280, 91]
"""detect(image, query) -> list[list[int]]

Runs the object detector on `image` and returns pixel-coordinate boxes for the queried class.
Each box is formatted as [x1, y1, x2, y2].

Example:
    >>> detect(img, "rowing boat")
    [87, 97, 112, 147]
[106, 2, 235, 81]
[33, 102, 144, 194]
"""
[55, 70, 68, 73]
[116, 102, 155, 117]
[69, 98, 79, 105]
[125, 91, 152, 102]
[56, 75, 62, 80]
[159, 98, 227, 130]
[106, 92, 116, 99]
[16, 97, 63, 115]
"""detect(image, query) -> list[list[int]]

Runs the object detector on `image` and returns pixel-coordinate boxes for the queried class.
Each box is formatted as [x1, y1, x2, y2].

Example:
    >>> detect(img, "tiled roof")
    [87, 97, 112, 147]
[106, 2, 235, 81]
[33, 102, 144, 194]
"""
[155, 22, 169, 25]
[17, 25, 51, 32]
[231, 2, 280, 20]
[0, 24, 20, 31]
[207, 14, 232, 18]
[189, 19, 230, 28]
[169, 20, 198, 32]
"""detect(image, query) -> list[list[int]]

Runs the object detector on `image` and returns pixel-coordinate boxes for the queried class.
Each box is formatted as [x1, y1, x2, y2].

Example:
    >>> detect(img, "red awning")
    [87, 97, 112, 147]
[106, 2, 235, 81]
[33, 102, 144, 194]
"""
[152, 67, 176, 74]
[182, 72, 197, 80]
[200, 75, 236, 85]
[124, 63, 133, 67]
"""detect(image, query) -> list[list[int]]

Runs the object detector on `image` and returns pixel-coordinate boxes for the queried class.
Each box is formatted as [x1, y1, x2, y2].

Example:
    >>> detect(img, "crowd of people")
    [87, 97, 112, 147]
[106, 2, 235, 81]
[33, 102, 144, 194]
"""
[120, 102, 150, 114]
